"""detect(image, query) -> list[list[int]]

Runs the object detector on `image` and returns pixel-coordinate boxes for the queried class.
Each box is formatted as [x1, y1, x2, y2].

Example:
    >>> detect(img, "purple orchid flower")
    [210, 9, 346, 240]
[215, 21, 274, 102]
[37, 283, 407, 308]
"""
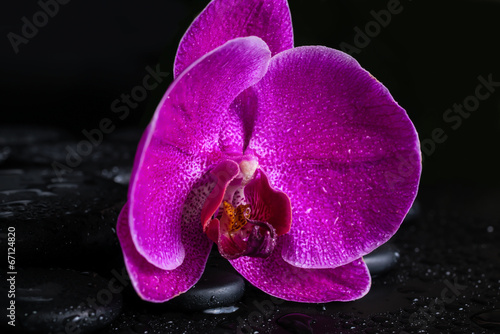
[117, 0, 421, 303]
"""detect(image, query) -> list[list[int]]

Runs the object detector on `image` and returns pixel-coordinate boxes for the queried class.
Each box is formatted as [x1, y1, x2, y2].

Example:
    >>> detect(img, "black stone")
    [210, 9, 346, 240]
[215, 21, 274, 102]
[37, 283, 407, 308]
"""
[106, 127, 144, 145]
[0, 168, 126, 270]
[5, 140, 135, 183]
[165, 265, 245, 312]
[364, 243, 400, 276]
[471, 309, 500, 331]
[0, 125, 70, 146]
[404, 200, 421, 221]
[9, 142, 71, 166]
[0, 126, 71, 166]
[0, 146, 10, 164]
[1, 126, 139, 186]
[78, 140, 135, 185]
[98, 165, 133, 185]
[0, 268, 122, 333]
[277, 313, 314, 334]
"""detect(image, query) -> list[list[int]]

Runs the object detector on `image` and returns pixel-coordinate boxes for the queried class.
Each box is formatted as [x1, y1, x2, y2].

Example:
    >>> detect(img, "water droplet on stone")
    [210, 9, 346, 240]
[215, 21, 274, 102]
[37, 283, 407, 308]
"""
[203, 305, 239, 314]
[64, 315, 81, 323]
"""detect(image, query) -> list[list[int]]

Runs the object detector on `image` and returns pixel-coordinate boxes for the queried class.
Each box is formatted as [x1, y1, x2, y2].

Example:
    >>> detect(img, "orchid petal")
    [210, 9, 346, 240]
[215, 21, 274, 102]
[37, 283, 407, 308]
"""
[117, 203, 211, 302]
[128, 124, 151, 197]
[248, 46, 421, 269]
[228, 87, 259, 150]
[130, 37, 271, 270]
[174, 0, 293, 77]
[201, 159, 240, 231]
[230, 240, 371, 302]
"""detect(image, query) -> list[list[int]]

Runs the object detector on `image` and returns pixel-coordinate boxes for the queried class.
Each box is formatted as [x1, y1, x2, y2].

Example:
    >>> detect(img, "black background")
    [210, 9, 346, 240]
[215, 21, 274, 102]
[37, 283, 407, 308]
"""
[1, 0, 500, 187]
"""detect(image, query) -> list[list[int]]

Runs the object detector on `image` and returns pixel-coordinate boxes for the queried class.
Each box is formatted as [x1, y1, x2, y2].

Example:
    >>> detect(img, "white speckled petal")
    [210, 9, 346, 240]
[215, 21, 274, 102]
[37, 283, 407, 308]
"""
[129, 37, 271, 270]
[248, 46, 421, 269]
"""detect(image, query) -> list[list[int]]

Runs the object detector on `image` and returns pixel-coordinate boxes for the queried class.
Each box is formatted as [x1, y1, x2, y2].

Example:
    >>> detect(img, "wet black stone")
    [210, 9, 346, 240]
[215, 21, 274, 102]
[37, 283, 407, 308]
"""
[80, 141, 135, 172]
[0, 268, 122, 333]
[0, 126, 71, 166]
[106, 127, 144, 145]
[471, 309, 500, 331]
[276, 313, 314, 334]
[89, 149, 134, 185]
[0, 126, 139, 186]
[0, 147, 10, 164]
[0, 125, 70, 146]
[98, 165, 133, 185]
[4, 141, 76, 167]
[371, 315, 390, 324]
[165, 266, 245, 312]
[6, 140, 135, 183]
[404, 200, 421, 221]
[213, 320, 238, 334]
[0, 168, 126, 270]
[364, 243, 400, 276]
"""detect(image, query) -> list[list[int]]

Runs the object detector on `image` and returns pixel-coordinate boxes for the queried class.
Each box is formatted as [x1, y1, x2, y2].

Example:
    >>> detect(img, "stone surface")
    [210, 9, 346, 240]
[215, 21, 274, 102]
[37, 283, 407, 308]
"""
[404, 200, 421, 222]
[0, 268, 122, 333]
[364, 242, 400, 277]
[471, 309, 500, 331]
[276, 313, 314, 334]
[106, 127, 143, 145]
[0, 168, 125, 270]
[5, 140, 135, 183]
[0, 127, 138, 185]
[165, 264, 245, 312]
[0, 126, 71, 166]
[0, 125, 70, 146]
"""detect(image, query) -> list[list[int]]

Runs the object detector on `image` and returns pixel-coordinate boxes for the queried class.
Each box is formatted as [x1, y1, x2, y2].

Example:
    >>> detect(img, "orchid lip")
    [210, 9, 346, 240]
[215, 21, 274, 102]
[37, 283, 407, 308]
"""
[217, 200, 277, 260]
[201, 158, 292, 260]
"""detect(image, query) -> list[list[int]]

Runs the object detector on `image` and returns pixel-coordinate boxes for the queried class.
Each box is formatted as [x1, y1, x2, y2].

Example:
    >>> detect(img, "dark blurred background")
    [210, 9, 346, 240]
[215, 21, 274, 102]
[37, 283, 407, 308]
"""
[1, 0, 499, 187]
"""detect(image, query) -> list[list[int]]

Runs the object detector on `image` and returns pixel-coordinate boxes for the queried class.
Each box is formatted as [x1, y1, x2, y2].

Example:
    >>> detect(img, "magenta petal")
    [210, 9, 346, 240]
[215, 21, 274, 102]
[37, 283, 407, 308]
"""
[150, 36, 271, 155]
[117, 203, 211, 302]
[130, 37, 271, 270]
[174, 0, 293, 77]
[128, 124, 151, 196]
[249, 46, 421, 269]
[229, 240, 371, 302]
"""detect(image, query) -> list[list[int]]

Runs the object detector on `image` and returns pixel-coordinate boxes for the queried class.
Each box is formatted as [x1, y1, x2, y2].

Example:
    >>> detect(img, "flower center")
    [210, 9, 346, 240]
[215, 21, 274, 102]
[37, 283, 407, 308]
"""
[200, 158, 292, 260]
[223, 201, 250, 231]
